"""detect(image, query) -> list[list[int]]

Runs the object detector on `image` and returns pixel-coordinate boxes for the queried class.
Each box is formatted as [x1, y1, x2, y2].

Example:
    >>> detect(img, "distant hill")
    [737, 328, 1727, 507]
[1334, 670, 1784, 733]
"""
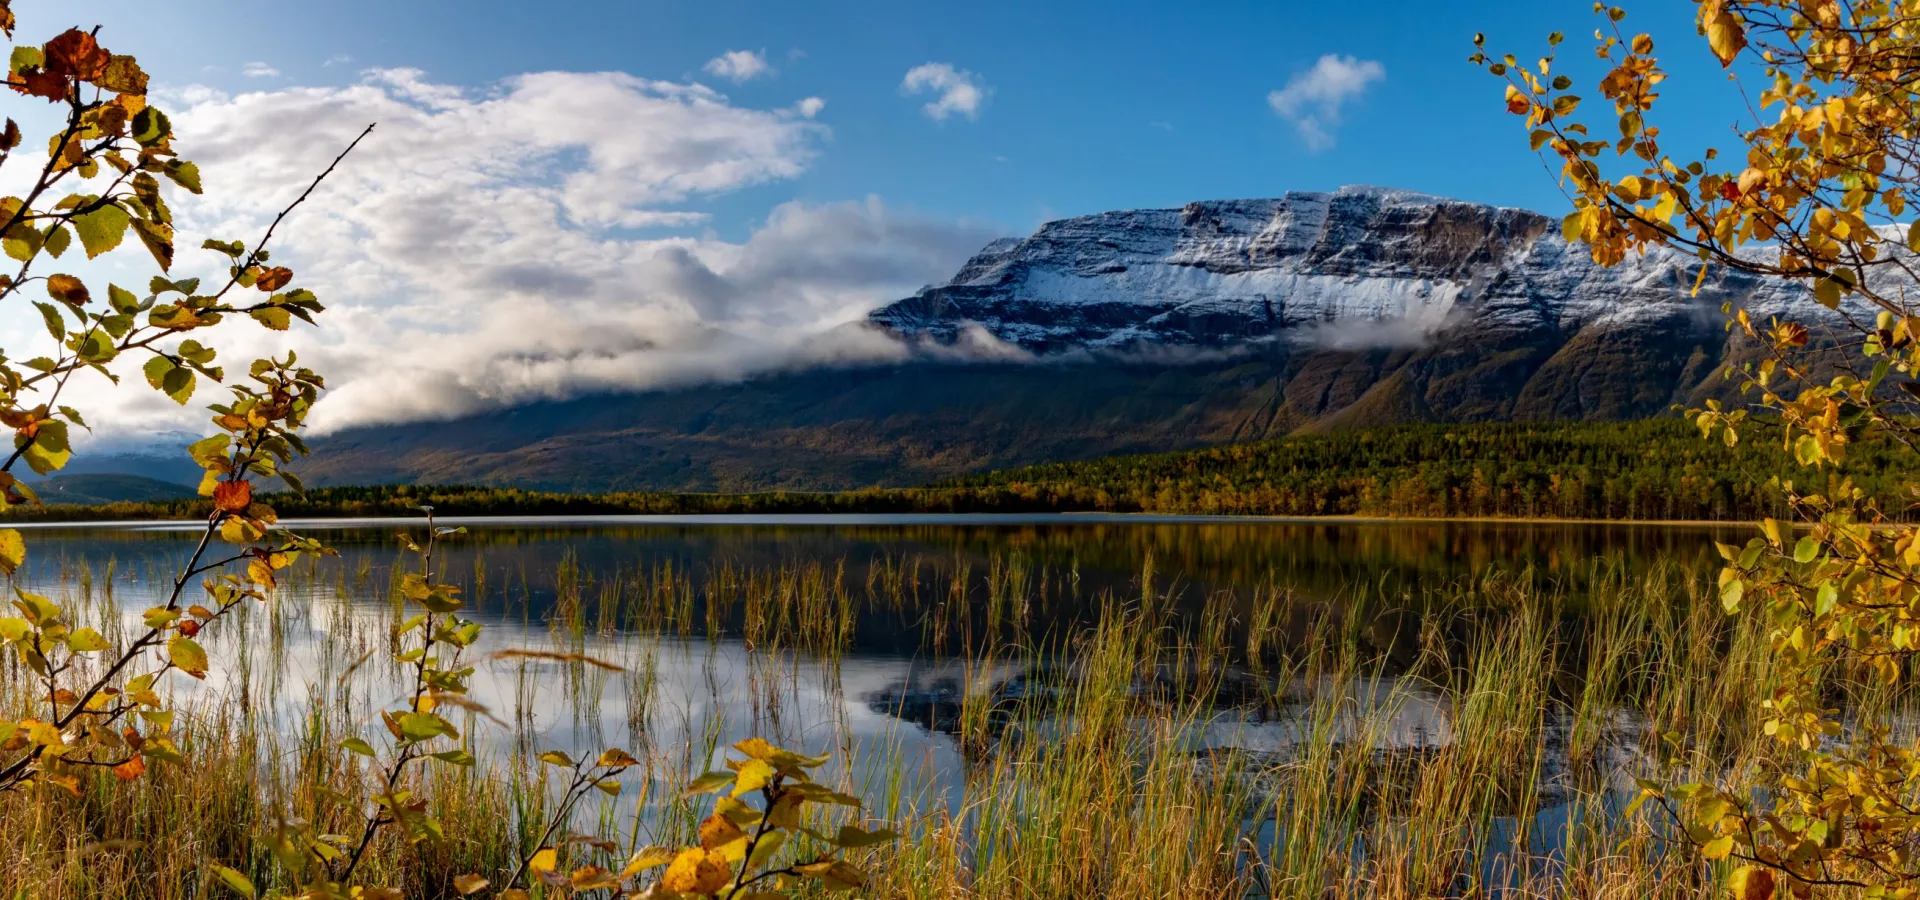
[296, 185, 1867, 493]
[26, 473, 197, 506]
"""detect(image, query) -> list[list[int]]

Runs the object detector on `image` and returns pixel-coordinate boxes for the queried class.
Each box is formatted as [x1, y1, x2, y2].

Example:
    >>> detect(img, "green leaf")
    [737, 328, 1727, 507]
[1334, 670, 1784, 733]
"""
[397, 712, 454, 743]
[19, 421, 71, 475]
[187, 434, 230, 467]
[130, 217, 174, 271]
[1719, 579, 1744, 613]
[1815, 581, 1839, 616]
[340, 737, 376, 757]
[33, 302, 64, 339]
[72, 203, 130, 259]
[107, 283, 140, 314]
[1814, 278, 1842, 309]
[141, 355, 175, 393]
[1793, 536, 1820, 564]
[746, 829, 787, 869]
[42, 224, 68, 258]
[432, 749, 476, 766]
[419, 589, 464, 614]
[142, 607, 181, 629]
[162, 160, 202, 194]
[98, 54, 148, 96]
[685, 770, 734, 796]
[73, 331, 116, 364]
[10, 590, 58, 626]
[9, 47, 43, 75]
[131, 108, 171, 147]
[66, 627, 109, 653]
[250, 307, 292, 331]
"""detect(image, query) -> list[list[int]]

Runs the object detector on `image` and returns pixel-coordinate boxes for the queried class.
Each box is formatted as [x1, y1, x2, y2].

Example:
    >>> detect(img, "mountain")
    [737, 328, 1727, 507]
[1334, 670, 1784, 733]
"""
[297, 186, 1841, 492]
[27, 474, 198, 506]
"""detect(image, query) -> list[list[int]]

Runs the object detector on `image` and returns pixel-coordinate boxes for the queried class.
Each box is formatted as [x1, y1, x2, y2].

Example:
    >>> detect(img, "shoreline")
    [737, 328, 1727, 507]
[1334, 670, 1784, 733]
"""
[0, 510, 1765, 530]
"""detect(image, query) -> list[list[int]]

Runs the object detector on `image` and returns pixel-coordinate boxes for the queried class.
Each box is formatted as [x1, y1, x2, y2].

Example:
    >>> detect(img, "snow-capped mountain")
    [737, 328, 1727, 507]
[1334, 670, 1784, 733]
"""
[300, 186, 1858, 492]
[869, 184, 1825, 353]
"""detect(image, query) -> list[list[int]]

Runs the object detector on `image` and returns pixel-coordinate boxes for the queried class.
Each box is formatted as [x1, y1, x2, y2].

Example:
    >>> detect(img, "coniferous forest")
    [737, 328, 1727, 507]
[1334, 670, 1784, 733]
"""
[16, 419, 1906, 522]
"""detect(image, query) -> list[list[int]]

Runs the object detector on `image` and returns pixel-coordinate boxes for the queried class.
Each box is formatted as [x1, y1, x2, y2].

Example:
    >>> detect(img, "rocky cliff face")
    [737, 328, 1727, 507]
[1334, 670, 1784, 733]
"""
[870, 185, 1820, 355]
[861, 184, 1855, 430]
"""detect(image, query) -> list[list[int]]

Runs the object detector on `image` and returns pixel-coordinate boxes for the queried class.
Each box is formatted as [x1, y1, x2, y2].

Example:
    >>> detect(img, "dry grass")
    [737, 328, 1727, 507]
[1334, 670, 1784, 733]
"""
[0, 541, 1870, 899]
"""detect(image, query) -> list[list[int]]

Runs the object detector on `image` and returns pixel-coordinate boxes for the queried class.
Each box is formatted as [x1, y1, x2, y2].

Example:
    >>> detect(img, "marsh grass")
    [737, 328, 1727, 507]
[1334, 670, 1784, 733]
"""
[0, 539, 1889, 899]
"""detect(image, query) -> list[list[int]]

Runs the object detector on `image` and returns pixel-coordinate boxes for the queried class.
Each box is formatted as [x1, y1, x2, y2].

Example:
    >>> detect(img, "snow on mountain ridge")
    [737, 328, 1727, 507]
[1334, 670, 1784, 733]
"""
[870, 184, 1852, 352]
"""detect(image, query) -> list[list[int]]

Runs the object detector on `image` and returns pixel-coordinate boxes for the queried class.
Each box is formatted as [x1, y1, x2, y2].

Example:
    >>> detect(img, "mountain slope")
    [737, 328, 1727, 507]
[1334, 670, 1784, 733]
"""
[300, 186, 1847, 491]
[28, 474, 198, 506]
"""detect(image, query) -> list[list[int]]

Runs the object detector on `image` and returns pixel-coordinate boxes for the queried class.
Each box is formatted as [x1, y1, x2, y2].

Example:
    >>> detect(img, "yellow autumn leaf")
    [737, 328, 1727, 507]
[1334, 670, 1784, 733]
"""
[661, 847, 732, 895]
[528, 847, 557, 874]
[1705, 10, 1745, 66]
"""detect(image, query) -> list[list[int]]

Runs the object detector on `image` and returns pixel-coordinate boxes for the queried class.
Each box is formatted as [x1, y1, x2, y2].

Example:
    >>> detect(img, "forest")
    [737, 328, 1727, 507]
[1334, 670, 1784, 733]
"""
[12, 419, 1902, 523]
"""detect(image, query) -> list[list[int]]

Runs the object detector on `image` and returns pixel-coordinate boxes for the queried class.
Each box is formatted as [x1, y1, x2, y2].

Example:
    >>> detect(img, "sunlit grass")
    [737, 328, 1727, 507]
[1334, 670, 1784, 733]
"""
[0, 542, 1874, 898]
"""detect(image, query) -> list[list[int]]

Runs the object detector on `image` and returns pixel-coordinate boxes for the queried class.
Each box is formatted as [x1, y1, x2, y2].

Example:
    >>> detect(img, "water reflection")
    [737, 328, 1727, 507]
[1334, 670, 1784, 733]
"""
[11, 515, 1734, 841]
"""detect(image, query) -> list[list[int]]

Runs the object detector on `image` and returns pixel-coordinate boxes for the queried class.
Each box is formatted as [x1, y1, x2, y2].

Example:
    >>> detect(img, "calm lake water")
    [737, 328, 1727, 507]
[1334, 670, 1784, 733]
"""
[11, 514, 1748, 828]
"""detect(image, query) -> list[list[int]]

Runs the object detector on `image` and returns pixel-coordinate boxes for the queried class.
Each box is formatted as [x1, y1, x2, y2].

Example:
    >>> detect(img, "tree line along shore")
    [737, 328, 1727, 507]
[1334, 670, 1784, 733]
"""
[10, 419, 1903, 523]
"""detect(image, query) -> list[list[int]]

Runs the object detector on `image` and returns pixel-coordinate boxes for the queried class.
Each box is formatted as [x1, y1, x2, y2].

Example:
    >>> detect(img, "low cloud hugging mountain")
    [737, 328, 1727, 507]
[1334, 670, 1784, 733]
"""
[35, 68, 1000, 438]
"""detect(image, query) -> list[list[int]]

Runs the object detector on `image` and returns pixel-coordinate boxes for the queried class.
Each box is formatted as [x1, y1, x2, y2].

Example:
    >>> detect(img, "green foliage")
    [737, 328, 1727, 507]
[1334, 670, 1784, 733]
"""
[0, 4, 349, 806]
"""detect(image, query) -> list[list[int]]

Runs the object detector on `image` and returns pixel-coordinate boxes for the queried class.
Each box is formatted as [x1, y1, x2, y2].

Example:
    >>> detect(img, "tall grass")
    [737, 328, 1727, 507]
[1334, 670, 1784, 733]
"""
[0, 538, 1866, 899]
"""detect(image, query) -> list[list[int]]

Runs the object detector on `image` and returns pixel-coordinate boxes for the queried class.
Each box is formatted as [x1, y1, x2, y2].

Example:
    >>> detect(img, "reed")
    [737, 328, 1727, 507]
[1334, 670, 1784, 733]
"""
[0, 534, 1888, 899]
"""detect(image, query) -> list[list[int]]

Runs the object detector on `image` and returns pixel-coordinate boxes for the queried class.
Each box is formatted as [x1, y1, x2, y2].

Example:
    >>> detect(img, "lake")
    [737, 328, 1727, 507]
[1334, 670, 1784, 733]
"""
[4, 514, 1756, 892]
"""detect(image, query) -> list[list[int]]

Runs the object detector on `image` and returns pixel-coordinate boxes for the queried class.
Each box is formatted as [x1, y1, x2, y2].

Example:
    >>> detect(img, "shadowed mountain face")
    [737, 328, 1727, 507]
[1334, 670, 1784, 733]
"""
[299, 186, 1832, 492]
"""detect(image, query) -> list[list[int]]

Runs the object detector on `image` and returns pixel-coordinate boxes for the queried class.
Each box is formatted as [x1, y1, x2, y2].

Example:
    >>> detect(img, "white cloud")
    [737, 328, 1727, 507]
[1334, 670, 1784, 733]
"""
[15, 68, 999, 439]
[901, 63, 987, 121]
[796, 96, 825, 119]
[1266, 54, 1384, 151]
[703, 49, 773, 83]
[242, 61, 280, 78]
[322, 55, 354, 68]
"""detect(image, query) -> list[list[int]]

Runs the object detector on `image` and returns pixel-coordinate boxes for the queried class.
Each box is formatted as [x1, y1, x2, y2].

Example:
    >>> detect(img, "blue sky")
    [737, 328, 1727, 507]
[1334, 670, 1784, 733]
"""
[14, 1, 1757, 437]
[76, 0, 1748, 238]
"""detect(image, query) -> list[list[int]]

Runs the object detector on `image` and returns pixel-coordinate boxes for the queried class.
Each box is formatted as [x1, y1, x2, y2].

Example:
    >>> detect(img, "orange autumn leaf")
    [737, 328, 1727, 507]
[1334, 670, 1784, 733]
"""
[44, 29, 108, 81]
[256, 267, 293, 292]
[16, 68, 64, 101]
[111, 755, 145, 781]
[213, 480, 253, 513]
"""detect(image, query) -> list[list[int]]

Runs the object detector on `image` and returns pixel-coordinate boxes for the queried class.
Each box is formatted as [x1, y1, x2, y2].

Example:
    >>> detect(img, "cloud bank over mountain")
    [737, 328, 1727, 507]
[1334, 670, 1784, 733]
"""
[29, 67, 1000, 438]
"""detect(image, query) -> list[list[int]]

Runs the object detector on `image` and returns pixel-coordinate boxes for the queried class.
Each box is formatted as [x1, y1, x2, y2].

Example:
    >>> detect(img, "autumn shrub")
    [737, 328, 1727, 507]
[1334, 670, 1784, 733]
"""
[0, 8, 897, 900]
[1480, 1, 1920, 894]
